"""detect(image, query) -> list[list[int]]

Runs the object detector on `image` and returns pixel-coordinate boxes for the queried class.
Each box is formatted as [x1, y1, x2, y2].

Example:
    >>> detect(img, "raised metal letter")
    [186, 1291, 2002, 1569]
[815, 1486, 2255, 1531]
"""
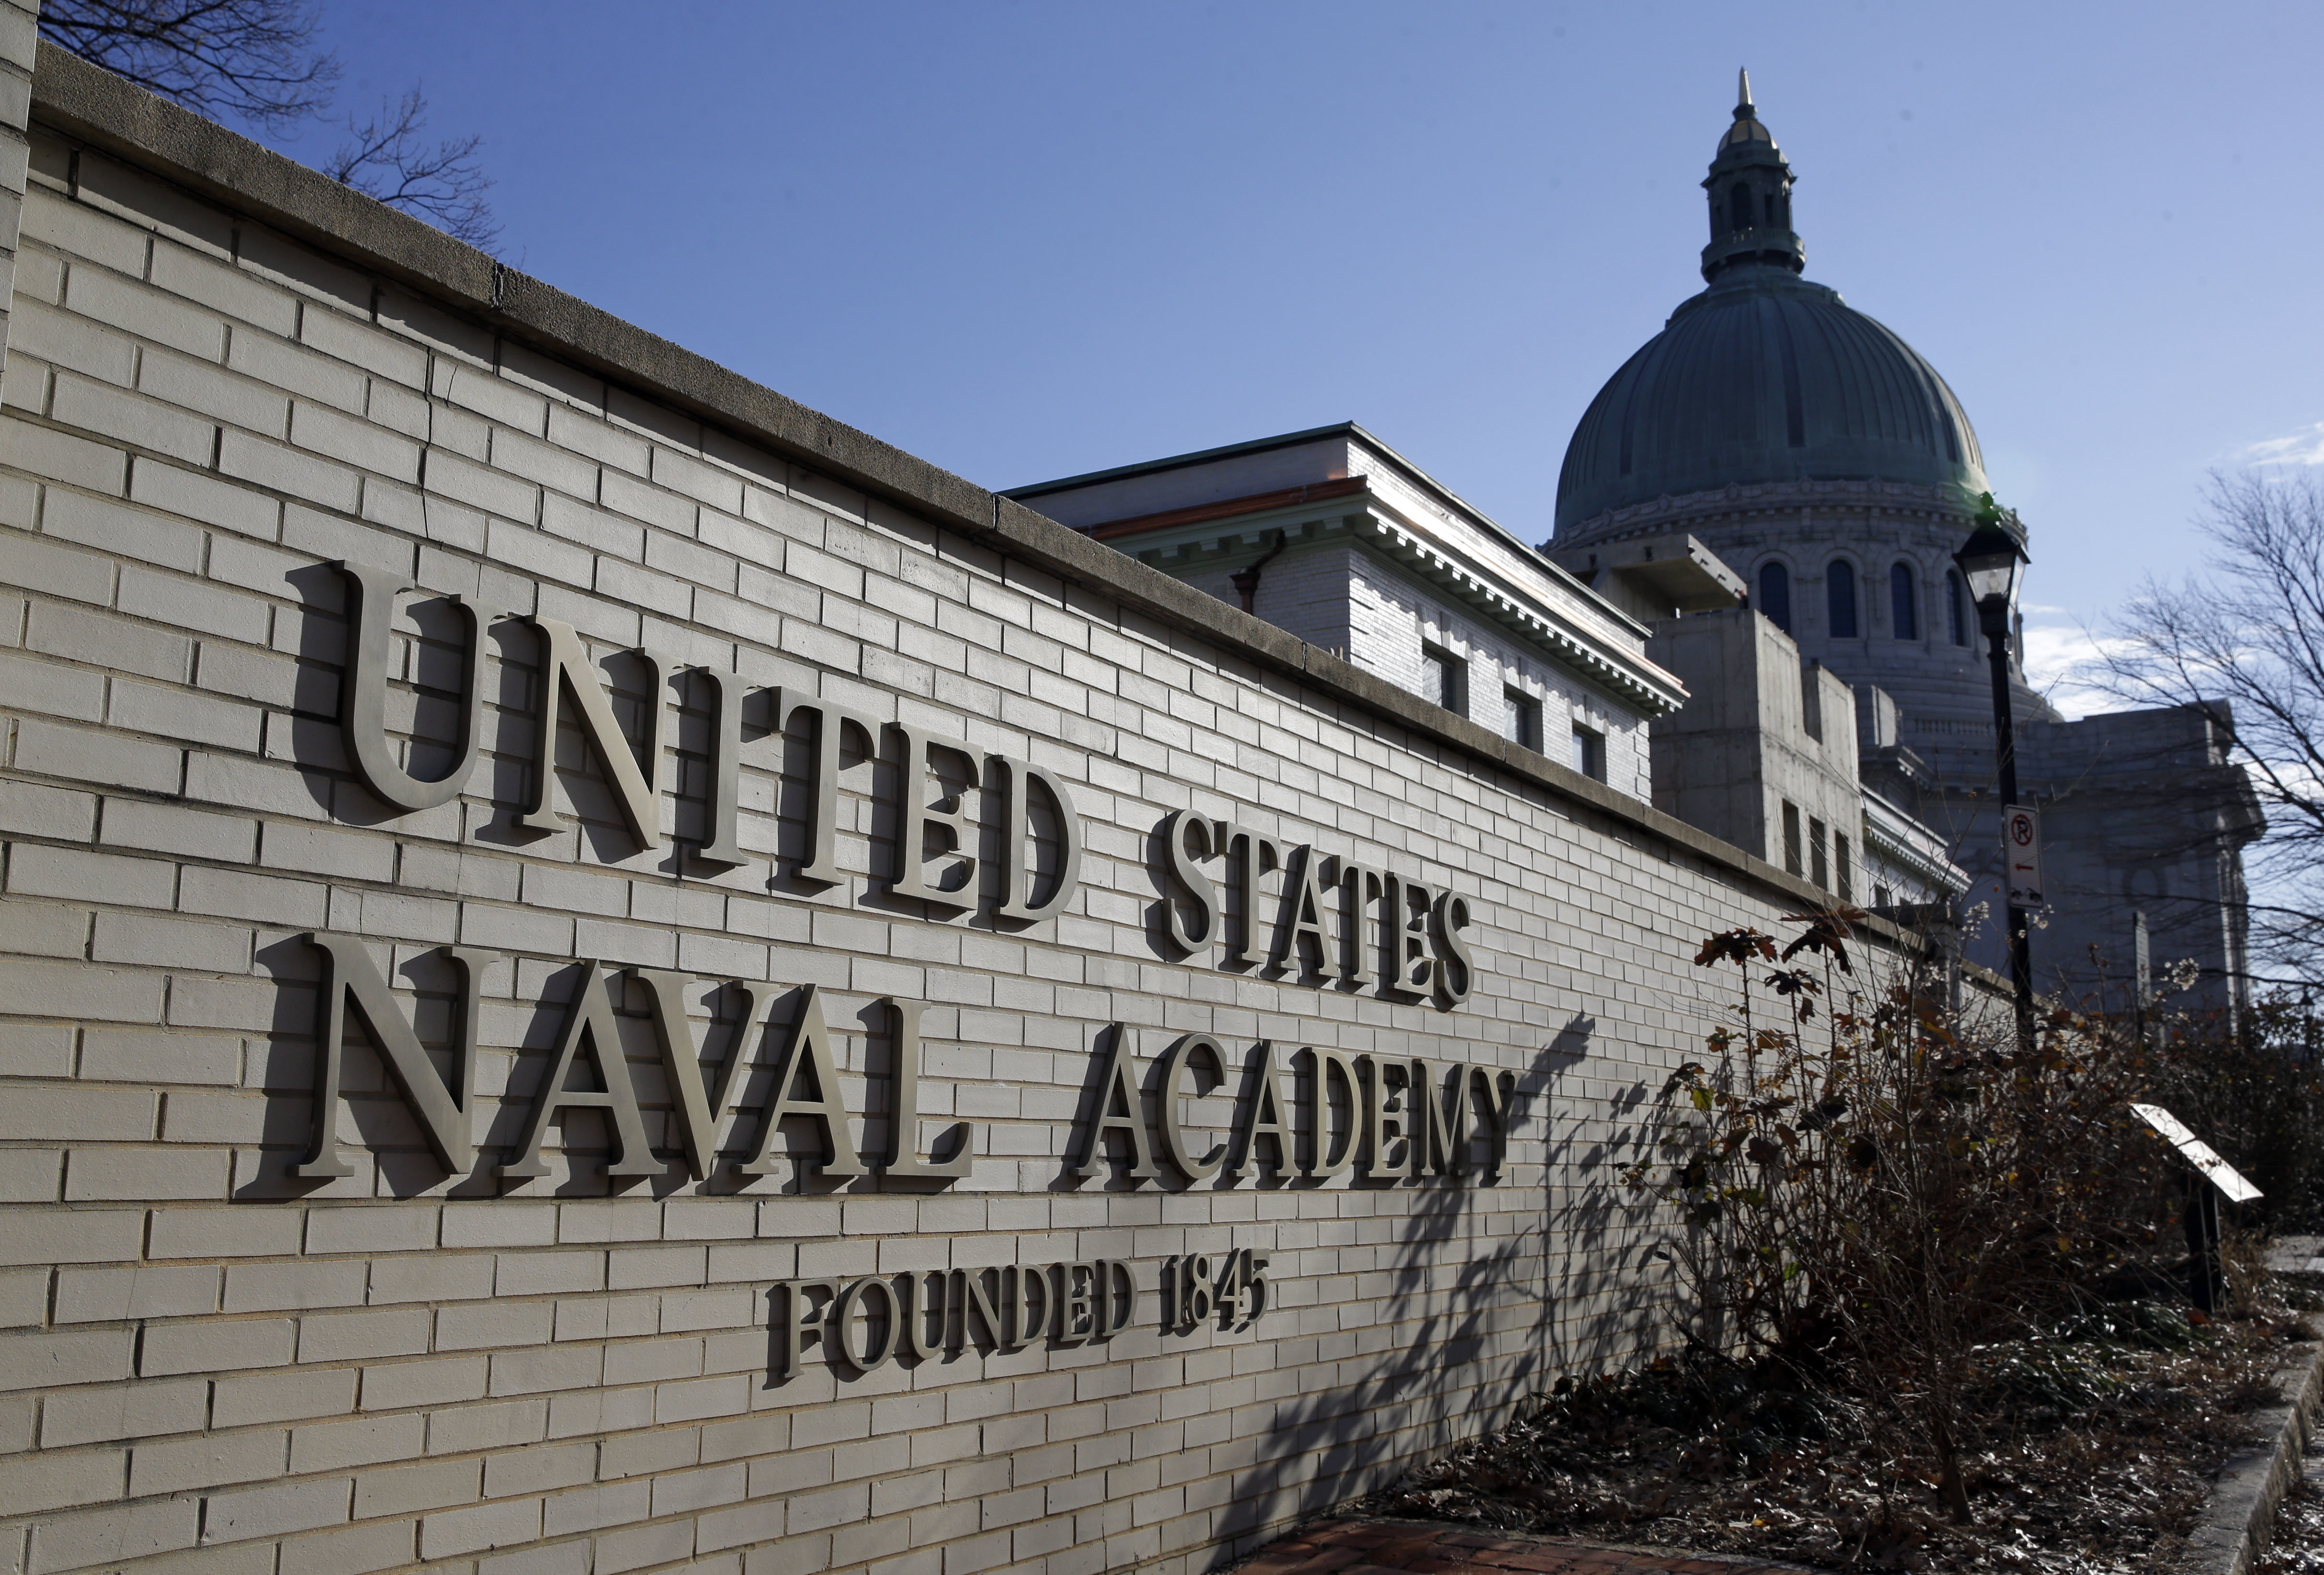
[740, 985, 869, 1180]
[1389, 878, 1438, 999]
[334, 560, 487, 814]
[1218, 822, 1284, 967]
[832, 1276, 899, 1371]
[1303, 1046, 1360, 1179]
[1159, 1033, 1230, 1180]
[1073, 1026, 1158, 1180]
[991, 754, 1082, 922]
[882, 998, 973, 1178]
[1092, 1259, 1133, 1339]
[901, 1270, 948, 1360]
[889, 721, 980, 911]
[1271, 846, 1341, 981]
[518, 617, 664, 847]
[499, 961, 665, 1180]
[1360, 1053, 1411, 1178]
[1414, 1057, 1473, 1175]
[1227, 1039, 1294, 1179]
[1471, 1066, 1517, 1177]
[695, 669, 753, 868]
[1340, 860, 1389, 988]
[1434, 890, 1476, 1006]
[297, 933, 490, 1178]
[777, 1279, 838, 1379]
[1162, 809, 1220, 955]
[630, 971, 782, 1182]
[774, 691, 880, 886]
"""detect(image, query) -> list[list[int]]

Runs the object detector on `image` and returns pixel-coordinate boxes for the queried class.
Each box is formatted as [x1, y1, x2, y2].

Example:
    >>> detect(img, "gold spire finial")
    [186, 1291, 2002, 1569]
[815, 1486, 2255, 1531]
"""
[1737, 67, 1754, 117]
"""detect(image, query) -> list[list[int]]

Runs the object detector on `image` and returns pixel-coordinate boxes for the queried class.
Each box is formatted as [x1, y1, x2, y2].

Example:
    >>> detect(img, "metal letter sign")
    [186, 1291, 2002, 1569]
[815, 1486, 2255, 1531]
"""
[2003, 804, 2043, 905]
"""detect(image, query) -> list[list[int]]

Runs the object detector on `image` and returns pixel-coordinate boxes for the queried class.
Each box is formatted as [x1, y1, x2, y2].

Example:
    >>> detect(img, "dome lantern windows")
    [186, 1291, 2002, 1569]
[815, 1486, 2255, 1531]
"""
[1697, 73, 1806, 279]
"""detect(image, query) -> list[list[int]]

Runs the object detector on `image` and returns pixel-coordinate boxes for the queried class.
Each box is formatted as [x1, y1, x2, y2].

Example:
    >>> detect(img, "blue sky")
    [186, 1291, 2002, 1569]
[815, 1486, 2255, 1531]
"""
[263, 2, 2324, 712]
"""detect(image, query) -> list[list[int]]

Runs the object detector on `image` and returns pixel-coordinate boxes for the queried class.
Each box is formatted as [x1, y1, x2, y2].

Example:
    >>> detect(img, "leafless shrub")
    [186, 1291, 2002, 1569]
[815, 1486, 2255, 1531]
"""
[2150, 995, 2324, 1233]
[1625, 913, 2166, 1523]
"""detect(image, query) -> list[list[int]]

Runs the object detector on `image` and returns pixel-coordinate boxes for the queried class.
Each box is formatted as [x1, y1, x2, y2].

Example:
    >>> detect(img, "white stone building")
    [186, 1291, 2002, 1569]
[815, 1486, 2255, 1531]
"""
[1007, 424, 1693, 803]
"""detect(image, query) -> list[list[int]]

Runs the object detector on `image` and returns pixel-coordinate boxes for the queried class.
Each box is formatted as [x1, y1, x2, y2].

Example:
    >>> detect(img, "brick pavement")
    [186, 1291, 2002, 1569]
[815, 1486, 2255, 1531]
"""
[1236, 1518, 1828, 1575]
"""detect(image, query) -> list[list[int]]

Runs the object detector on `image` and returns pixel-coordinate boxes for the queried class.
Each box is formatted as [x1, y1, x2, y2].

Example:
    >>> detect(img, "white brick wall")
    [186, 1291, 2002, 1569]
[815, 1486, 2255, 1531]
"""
[0, 109, 1941, 1575]
[0, 0, 36, 407]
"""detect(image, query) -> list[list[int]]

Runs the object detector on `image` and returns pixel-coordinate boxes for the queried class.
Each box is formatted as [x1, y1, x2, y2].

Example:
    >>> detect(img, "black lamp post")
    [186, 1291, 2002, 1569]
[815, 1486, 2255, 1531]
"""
[1954, 517, 2036, 1045]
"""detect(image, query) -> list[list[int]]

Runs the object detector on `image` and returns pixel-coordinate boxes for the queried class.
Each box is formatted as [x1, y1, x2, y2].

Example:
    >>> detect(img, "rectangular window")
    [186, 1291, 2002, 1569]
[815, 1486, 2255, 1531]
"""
[1503, 687, 1541, 751]
[1835, 832, 1854, 903]
[1421, 644, 1466, 714]
[1782, 801, 1803, 877]
[1875, 883, 1894, 909]
[1570, 724, 1605, 782]
[1809, 817, 1830, 890]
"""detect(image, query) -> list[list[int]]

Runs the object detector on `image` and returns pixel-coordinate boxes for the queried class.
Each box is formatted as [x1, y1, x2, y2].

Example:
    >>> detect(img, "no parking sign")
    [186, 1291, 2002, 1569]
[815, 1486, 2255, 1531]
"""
[2004, 804, 2043, 905]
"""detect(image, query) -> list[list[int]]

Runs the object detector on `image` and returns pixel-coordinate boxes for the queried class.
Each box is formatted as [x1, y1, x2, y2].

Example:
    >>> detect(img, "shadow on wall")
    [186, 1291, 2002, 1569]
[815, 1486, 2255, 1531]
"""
[1200, 1010, 1677, 1566]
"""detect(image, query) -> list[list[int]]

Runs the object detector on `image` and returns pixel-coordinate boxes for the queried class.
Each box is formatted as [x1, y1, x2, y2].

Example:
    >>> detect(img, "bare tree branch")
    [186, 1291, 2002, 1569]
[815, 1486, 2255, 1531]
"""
[40, 0, 339, 130]
[325, 88, 498, 249]
[44, 3, 501, 250]
[2088, 469, 2324, 980]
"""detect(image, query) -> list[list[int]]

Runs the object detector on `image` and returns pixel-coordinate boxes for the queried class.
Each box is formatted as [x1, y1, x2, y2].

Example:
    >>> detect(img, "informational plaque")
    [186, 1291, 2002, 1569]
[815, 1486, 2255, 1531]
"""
[2132, 1103, 2264, 1202]
[2004, 804, 2044, 906]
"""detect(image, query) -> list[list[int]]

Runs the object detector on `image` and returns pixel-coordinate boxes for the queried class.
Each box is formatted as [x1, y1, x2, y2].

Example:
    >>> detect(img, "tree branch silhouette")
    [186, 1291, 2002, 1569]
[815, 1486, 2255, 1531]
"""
[42, 0, 499, 249]
[325, 88, 498, 248]
[40, 0, 338, 129]
[2089, 469, 2324, 979]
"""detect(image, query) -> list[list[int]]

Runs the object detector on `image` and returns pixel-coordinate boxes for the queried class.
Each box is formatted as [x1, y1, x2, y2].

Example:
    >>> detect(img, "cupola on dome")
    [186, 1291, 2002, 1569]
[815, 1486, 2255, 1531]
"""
[1554, 74, 1988, 538]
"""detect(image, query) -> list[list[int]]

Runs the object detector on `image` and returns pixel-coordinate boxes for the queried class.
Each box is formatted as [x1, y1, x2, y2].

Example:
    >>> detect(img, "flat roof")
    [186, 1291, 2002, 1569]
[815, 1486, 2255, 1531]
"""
[1009, 421, 1629, 637]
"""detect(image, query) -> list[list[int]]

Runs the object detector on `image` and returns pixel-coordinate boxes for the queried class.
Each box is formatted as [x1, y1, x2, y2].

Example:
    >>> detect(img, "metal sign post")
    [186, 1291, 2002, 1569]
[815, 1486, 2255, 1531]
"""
[1999, 803, 2040, 1049]
[2131, 1103, 2263, 1313]
[2132, 909, 2152, 1048]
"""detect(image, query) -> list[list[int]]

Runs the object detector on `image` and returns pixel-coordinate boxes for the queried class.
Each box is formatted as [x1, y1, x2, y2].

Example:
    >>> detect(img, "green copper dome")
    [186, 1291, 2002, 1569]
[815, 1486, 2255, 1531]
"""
[1554, 78, 1988, 537]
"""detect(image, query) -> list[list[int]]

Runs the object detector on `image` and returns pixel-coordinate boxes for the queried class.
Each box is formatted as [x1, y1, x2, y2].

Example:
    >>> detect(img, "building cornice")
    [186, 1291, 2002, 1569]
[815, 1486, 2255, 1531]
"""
[1559, 476, 1982, 550]
[1084, 477, 1371, 541]
[1129, 499, 1691, 715]
[1862, 790, 1972, 896]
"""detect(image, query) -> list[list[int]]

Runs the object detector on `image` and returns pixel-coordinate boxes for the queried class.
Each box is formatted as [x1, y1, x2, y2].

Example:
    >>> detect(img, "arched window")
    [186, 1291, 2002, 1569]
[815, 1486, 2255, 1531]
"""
[1729, 184, 1752, 230]
[1827, 560, 1858, 638]
[1757, 562, 1791, 632]
[1947, 570, 1970, 647]
[1889, 562, 1918, 640]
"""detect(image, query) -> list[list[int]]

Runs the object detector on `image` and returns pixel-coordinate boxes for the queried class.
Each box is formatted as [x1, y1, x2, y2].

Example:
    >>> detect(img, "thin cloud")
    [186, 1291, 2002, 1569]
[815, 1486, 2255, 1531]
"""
[2243, 422, 2324, 468]
[2019, 617, 2131, 721]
